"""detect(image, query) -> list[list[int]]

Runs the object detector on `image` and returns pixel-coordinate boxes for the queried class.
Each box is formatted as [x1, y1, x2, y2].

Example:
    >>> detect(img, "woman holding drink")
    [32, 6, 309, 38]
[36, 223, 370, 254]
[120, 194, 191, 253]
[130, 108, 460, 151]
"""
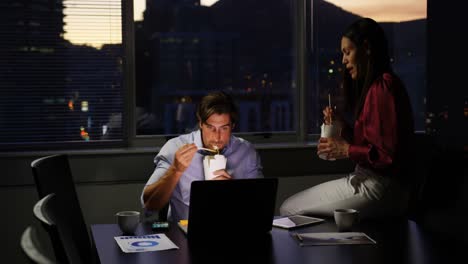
[280, 18, 414, 219]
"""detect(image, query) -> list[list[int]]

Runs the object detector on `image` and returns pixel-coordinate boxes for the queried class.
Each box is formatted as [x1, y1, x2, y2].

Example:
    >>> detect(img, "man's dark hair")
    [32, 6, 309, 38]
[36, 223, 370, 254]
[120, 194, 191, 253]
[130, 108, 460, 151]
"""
[196, 91, 239, 126]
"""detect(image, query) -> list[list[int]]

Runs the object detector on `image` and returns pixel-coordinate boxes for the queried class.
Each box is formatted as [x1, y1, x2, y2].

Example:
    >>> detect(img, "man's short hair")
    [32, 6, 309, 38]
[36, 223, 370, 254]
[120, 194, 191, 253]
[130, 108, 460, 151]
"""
[196, 91, 239, 126]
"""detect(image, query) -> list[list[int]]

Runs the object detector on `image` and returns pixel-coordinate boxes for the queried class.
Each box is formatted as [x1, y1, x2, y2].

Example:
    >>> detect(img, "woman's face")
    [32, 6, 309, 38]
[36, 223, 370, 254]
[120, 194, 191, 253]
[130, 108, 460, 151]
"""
[341, 36, 358, 80]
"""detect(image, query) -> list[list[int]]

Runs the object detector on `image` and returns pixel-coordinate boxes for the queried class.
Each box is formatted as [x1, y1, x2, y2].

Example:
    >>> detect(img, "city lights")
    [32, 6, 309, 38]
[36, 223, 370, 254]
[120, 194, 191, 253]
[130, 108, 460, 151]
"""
[81, 101, 89, 112]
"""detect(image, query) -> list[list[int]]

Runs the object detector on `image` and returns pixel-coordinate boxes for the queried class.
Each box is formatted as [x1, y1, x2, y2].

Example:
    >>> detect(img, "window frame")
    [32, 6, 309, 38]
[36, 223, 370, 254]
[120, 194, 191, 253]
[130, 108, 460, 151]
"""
[127, 0, 314, 149]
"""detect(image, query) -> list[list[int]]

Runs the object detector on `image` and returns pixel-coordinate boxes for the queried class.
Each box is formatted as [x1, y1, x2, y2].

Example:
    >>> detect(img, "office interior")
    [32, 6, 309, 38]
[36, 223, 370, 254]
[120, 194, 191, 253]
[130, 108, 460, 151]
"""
[1, 0, 466, 262]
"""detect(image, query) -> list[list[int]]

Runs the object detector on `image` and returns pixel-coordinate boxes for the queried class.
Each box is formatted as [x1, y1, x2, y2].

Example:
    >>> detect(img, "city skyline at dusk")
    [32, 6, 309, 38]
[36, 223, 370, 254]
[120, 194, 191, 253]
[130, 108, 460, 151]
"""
[0, 0, 428, 143]
[325, 0, 426, 22]
[63, 0, 426, 48]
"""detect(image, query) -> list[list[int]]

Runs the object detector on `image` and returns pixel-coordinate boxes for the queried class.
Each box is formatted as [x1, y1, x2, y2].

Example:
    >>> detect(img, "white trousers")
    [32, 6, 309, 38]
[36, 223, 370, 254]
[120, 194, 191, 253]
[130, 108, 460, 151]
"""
[279, 166, 409, 219]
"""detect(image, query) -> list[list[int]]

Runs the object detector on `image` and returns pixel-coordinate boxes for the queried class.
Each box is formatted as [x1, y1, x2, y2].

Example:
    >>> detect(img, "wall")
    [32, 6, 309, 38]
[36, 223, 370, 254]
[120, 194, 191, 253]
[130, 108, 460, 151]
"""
[424, 0, 468, 244]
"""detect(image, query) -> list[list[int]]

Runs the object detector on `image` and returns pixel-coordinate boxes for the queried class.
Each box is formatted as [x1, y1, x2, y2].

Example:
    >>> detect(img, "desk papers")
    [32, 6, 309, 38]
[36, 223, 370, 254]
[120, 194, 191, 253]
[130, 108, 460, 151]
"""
[292, 232, 376, 246]
[114, 234, 179, 253]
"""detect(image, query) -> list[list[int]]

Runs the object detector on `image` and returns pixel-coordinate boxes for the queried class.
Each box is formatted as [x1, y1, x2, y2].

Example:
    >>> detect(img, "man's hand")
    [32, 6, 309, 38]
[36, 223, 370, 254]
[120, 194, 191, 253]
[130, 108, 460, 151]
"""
[211, 169, 232, 180]
[317, 137, 350, 160]
[173, 143, 198, 173]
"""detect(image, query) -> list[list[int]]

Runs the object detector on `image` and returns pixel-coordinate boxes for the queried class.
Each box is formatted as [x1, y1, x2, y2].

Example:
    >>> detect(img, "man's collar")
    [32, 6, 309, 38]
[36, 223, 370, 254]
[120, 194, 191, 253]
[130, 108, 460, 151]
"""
[194, 130, 204, 149]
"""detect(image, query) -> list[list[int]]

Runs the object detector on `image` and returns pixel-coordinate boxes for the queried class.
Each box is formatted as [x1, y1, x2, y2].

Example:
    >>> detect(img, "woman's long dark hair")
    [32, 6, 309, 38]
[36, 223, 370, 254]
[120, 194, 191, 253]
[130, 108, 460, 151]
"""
[341, 18, 392, 118]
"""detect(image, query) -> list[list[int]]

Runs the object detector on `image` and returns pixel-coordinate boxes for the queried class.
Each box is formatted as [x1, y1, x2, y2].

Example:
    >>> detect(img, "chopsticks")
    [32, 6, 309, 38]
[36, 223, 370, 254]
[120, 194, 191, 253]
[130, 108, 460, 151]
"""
[198, 147, 218, 154]
[328, 93, 332, 124]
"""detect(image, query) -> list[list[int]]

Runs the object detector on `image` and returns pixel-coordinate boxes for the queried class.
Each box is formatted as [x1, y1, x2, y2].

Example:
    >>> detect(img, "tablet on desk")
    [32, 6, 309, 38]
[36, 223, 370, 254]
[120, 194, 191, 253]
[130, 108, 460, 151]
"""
[273, 215, 324, 229]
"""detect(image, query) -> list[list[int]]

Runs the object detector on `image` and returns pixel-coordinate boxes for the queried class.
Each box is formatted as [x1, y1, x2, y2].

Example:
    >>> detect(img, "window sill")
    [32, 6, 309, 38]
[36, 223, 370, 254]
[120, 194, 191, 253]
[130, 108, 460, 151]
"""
[0, 141, 318, 158]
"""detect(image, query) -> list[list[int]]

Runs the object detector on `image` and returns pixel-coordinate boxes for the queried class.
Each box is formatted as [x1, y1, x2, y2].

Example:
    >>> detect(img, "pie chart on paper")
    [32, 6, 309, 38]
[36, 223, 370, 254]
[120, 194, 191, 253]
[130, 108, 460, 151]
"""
[131, 241, 159, 247]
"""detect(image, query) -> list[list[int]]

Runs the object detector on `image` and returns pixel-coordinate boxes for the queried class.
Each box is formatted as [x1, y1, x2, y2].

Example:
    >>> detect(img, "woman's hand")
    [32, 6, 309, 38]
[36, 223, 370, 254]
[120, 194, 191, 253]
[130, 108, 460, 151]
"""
[317, 137, 350, 160]
[323, 106, 333, 125]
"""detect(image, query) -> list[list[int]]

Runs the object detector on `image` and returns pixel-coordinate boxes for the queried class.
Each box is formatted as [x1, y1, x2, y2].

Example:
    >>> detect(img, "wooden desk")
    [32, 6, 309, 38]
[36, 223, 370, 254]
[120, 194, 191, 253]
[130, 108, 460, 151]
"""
[91, 218, 448, 264]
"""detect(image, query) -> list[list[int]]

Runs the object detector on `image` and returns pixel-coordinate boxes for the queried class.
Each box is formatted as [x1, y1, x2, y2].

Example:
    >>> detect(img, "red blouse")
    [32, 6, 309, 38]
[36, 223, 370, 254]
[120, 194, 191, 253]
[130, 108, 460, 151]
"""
[346, 73, 414, 176]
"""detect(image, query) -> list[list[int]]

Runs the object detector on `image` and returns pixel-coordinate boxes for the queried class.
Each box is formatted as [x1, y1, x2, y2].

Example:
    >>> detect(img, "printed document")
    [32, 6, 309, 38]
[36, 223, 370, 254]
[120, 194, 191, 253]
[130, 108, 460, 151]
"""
[114, 234, 179, 253]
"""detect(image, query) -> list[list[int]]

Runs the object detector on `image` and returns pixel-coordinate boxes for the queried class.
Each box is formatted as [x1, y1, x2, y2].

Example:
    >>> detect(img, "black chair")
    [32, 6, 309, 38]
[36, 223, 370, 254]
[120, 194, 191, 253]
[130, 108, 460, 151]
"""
[21, 193, 64, 264]
[20, 224, 56, 264]
[31, 154, 95, 264]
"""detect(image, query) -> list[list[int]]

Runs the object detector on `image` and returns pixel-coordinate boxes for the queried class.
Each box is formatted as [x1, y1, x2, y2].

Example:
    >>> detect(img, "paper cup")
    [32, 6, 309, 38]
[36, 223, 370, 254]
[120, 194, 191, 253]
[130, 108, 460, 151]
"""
[321, 123, 340, 138]
[319, 123, 341, 161]
[203, 154, 227, 180]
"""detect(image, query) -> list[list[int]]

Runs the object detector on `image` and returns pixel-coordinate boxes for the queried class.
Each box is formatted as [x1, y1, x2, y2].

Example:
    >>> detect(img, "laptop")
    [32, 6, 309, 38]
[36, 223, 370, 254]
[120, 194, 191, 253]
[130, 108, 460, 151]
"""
[179, 178, 278, 241]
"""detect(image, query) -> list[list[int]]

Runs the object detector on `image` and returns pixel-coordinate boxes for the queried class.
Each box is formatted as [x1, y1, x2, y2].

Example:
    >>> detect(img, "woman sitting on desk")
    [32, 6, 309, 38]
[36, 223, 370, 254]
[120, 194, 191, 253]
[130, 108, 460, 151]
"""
[280, 17, 414, 219]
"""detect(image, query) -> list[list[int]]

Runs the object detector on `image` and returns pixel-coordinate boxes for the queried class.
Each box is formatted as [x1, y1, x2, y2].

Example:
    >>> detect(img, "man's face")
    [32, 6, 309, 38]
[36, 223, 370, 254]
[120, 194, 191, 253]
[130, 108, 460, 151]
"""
[199, 113, 232, 151]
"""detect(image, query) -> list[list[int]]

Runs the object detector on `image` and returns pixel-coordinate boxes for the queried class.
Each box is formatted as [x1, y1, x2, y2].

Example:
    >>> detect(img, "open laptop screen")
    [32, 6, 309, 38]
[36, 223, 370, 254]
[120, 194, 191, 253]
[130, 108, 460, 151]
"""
[187, 178, 278, 240]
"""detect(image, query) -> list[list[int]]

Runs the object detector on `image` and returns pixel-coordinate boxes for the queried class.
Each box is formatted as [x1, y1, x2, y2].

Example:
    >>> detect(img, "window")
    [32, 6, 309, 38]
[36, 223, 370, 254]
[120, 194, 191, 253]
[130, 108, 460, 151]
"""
[0, 0, 124, 150]
[133, 0, 295, 137]
[0, 0, 427, 151]
[134, 0, 426, 140]
[308, 0, 427, 133]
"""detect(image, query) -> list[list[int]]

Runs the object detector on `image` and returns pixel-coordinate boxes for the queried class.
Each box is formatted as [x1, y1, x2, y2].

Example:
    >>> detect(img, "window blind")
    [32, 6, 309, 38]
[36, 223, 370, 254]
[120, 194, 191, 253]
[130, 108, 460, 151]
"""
[0, 0, 124, 150]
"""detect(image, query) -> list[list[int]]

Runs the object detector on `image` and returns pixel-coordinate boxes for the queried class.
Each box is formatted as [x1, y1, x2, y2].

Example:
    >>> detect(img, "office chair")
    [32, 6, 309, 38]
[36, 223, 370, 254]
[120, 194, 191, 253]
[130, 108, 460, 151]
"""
[31, 154, 95, 264]
[21, 193, 66, 264]
[20, 224, 56, 264]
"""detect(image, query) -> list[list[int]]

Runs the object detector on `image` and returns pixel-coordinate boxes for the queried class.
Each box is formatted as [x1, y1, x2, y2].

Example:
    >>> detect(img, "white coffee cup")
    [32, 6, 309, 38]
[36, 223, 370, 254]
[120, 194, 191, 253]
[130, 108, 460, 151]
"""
[116, 211, 140, 234]
[318, 123, 341, 161]
[203, 154, 227, 180]
[334, 209, 359, 232]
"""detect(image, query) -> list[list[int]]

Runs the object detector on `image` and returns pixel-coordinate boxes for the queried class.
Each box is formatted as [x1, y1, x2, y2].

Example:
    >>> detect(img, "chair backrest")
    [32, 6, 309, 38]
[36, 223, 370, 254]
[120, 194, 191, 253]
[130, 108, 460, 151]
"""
[34, 193, 71, 263]
[31, 154, 94, 264]
[20, 224, 56, 264]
